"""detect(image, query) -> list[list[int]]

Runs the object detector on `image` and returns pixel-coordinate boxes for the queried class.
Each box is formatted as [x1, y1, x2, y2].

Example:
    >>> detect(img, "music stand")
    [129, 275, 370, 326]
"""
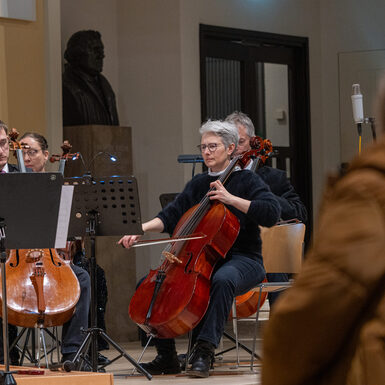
[0, 172, 69, 385]
[64, 175, 152, 380]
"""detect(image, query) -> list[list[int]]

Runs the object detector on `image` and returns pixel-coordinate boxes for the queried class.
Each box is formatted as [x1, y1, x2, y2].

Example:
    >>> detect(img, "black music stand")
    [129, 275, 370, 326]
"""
[0, 172, 69, 385]
[64, 175, 151, 380]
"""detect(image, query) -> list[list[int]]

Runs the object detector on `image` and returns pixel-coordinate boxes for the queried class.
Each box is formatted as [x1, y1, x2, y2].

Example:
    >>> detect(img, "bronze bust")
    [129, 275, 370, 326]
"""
[62, 30, 119, 126]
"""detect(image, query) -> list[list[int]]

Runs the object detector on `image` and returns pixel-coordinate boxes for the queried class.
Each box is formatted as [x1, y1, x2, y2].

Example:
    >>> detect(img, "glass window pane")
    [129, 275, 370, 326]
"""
[262, 63, 290, 146]
[205, 57, 241, 120]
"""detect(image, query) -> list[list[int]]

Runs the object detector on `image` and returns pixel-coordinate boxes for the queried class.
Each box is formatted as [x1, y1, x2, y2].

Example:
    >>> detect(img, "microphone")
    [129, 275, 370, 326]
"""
[351, 84, 364, 136]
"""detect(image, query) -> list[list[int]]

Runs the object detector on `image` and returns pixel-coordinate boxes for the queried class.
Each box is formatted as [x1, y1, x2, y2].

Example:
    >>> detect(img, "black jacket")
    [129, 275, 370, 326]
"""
[257, 166, 307, 223]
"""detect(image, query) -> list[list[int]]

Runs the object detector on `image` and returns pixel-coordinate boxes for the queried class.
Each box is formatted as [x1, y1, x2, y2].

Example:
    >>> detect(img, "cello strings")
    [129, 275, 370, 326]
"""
[162, 156, 241, 260]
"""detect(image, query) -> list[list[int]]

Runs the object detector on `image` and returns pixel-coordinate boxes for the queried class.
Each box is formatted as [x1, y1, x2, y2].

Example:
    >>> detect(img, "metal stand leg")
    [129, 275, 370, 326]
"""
[131, 334, 154, 375]
[72, 220, 151, 380]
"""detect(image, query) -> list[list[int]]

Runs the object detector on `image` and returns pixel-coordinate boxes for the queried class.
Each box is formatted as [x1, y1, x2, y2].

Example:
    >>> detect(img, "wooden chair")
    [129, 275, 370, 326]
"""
[248, 221, 305, 370]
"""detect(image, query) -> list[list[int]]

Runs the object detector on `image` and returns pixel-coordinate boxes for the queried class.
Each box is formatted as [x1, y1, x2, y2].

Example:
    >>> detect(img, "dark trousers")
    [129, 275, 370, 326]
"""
[148, 254, 265, 352]
[0, 264, 90, 362]
[62, 264, 91, 355]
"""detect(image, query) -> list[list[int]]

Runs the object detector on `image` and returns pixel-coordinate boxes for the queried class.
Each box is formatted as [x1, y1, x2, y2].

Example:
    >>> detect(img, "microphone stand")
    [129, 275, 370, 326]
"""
[355, 118, 376, 154]
[367, 117, 376, 141]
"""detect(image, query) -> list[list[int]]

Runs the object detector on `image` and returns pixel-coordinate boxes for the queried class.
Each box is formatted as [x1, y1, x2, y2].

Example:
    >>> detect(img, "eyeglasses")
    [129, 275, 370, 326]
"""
[22, 149, 40, 158]
[197, 143, 223, 153]
[0, 139, 9, 149]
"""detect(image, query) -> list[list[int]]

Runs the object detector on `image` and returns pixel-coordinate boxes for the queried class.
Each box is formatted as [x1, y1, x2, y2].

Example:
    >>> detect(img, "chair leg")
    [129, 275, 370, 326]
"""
[231, 300, 240, 367]
[250, 286, 264, 371]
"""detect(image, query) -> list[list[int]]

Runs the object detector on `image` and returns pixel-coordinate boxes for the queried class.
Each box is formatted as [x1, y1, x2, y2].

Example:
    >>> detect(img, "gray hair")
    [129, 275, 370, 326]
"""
[199, 120, 239, 149]
[0, 120, 8, 134]
[225, 111, 255, 137]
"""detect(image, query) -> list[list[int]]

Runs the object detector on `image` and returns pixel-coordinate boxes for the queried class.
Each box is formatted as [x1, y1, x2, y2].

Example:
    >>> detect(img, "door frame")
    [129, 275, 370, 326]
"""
[200, 24, 313, 239]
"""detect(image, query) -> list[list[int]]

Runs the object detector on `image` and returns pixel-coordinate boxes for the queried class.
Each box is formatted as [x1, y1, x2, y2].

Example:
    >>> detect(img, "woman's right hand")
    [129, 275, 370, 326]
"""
[118, 234, 142, 249]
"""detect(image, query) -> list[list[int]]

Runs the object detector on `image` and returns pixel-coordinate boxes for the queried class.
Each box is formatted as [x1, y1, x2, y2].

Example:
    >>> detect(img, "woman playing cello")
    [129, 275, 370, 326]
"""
[119, 120, 280, 378]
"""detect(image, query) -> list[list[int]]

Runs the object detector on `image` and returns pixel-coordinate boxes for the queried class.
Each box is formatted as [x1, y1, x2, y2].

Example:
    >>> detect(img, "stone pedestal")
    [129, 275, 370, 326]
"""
[64, 125, 138, 342]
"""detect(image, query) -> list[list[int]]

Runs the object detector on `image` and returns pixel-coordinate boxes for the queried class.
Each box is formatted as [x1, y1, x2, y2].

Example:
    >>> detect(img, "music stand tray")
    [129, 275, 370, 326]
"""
[64, 175, 151, 380]
[0, 173, 71, 249]
[0, 172, 70, 384]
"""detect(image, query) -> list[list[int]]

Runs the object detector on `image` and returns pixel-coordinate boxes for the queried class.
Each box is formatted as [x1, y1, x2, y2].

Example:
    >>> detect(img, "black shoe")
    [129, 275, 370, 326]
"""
[178, 350, 216, 371]
[188, 340, 215, 378]
[177, 353, 187, 370]
[140, 353, 181, 375]
[98, 353, 111, 366]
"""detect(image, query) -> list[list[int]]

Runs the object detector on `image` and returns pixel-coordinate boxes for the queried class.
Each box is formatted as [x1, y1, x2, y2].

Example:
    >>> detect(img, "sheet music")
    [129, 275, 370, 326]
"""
[55, 185, 74, 248]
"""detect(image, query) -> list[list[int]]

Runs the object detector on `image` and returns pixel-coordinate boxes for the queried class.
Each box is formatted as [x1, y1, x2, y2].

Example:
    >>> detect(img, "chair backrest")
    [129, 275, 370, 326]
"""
[260, 222, 305, 274]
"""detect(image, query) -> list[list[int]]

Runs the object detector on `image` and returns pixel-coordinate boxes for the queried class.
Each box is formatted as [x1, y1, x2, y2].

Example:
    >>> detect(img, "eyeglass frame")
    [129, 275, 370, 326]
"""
[197, 143, 224, 153]
[22, 148, 41, 158]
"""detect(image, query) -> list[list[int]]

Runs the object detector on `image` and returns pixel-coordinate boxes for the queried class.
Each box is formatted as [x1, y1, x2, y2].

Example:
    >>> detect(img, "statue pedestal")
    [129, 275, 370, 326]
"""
[64, 125, 138, 342]
[63, 125, 132, 177]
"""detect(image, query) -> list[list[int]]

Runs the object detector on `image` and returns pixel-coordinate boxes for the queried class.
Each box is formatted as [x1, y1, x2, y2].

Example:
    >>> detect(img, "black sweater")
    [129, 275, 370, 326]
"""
[157, 169, 280, 260]
[257, 166, 307, 223]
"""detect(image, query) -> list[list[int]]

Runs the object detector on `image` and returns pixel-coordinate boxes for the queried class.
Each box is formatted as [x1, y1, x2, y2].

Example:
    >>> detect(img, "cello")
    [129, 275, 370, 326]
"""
[129, 149, 259, 339]
[0, 134, 80, 328]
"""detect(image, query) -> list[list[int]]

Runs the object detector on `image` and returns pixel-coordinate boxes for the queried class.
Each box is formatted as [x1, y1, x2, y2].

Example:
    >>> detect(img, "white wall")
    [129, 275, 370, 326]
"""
[116, 0, 184, 277]
[58, 0, 385, 279]
[320, 0, 385, 171]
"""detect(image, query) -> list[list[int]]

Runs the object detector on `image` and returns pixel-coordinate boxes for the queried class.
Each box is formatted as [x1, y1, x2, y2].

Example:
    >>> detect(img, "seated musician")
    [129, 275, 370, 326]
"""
[15, 132, 91, 365]
[0, 121, 22, 364]
[119, 120, 280, 378]
[225, 111, 307, 306]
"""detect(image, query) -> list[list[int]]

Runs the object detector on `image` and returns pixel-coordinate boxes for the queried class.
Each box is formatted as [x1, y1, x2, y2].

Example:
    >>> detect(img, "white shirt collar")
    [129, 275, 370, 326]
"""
[208, 165, 242, 176]
[2, 163, 9, 173]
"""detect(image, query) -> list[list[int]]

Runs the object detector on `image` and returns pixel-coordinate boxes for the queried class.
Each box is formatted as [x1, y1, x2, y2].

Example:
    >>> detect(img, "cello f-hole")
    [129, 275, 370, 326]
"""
[49, 249, 62, 267]
[10, 249, 20, 267]
[184, 252, 194, 274]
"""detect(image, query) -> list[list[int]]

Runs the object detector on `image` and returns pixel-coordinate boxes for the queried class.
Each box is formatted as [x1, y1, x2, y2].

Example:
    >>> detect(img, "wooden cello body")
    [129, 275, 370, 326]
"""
[1, 248, 80, 328]
[129, 202, 240, 338]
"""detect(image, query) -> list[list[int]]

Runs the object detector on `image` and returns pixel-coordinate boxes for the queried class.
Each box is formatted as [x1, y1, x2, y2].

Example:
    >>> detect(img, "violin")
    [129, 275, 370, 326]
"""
[0, 135, 81, 328]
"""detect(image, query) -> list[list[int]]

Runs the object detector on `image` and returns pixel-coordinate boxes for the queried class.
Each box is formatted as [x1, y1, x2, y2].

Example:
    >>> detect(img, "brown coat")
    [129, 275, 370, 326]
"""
[262, 136, 385, 385]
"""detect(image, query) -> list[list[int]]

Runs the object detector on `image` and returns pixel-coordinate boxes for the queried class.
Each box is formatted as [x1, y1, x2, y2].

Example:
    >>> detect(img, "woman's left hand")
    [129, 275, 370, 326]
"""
[207, 180, 234, 205]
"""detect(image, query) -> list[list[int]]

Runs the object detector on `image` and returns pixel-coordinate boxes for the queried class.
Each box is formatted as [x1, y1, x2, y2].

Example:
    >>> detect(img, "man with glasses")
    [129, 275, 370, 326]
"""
[0, 121, 19, 174]
[225, 111, 307, 307]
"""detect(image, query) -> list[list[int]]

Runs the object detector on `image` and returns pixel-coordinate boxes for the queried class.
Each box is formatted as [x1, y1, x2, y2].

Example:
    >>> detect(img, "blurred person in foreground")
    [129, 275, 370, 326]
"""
[262, 78, 385, 385]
